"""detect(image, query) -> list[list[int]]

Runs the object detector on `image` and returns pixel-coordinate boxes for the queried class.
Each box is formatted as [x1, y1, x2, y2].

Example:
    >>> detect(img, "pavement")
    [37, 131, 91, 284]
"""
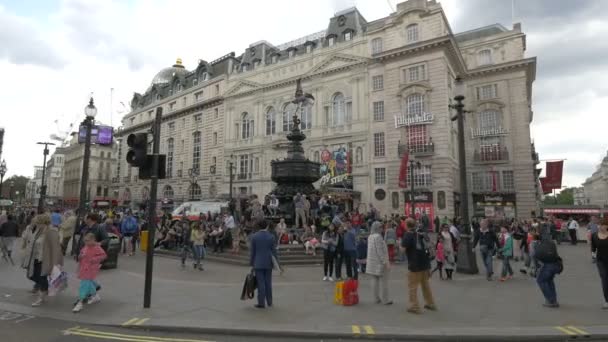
[1, 241, 608, 341]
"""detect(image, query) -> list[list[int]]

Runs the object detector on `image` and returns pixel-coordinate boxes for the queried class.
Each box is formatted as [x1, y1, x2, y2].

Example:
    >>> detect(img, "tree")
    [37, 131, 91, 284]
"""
[543, 187, 574, 205]
[0, 175, 29, 199]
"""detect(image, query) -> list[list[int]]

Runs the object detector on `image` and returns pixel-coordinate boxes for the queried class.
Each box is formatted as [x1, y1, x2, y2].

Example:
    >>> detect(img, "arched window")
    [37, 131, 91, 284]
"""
[241, 112, 253, 139]
[332, 93, 345, 126]
[405, 94, 425, 116]
[406, 24, 419, 43]
[192, 131, 201, 172]
[478, 110, 501, 132]
[266, 107, 276, 135]
[163, 185, 174, 199]
[166, 138, 174, 178]
[301, 104, 312, 130]
[478, 49, 493, 65]
[283, 103, 295, 132]
[371, 37, 383, 54]
[188, 183, 202, 200]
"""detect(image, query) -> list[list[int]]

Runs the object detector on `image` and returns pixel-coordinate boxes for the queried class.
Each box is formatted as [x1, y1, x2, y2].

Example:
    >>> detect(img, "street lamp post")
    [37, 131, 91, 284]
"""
[37, 142, 56, 213]
[72, 98, 97, 256]
[9, 181, 15, 201]
[451, 77, 478, 274]
[0, 159, 6, 198]
[409, 158, 421, 219]
[228, 154, 236, 201]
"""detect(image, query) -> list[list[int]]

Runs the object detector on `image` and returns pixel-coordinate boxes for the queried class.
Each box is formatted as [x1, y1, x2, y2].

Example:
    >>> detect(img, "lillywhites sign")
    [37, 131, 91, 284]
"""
[320, 173, 350, 185]
[394, 112, 433, 128]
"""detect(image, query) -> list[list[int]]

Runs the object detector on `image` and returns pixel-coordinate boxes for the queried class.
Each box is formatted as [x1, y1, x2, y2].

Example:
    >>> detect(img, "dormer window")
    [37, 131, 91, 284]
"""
[202, 72, 209, 81]
[478, 49, 493, 66]
[242, 63, 249, 72]
[344, 31, 352, 41]
[271, 55, 278, 64]
[406, 24, 419, 43]
[288, 49, 296, 58]
[193, 78, 198, 86]
[177, 84, 182, 92]
[156, 94, 161, 101]
[306, 44, 312, 53]
[328, 36, 335, 46]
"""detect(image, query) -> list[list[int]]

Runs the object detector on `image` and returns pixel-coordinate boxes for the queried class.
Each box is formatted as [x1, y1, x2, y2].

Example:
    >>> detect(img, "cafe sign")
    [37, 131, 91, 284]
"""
[394, 112, 434, 128]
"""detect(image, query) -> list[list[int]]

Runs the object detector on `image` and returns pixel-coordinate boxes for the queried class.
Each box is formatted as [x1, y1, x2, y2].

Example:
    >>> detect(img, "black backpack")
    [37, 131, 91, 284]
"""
[535, 240, 559, 263]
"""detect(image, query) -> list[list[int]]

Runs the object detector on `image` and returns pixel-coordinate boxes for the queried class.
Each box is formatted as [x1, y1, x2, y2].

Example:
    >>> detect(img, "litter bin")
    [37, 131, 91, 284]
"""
[140, 230, 149, 252]
[101, 233, 120, 270]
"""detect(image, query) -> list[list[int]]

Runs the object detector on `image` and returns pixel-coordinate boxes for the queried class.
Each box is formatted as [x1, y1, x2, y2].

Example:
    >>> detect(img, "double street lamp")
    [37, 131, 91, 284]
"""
[0, 159, 6, 198]
[72, 98, 97, 255]
[451, 77, 478, 274]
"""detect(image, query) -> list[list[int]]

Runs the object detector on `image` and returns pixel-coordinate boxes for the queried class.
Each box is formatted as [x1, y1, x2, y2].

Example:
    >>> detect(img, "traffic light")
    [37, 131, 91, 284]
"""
[126, 133, 148, 167]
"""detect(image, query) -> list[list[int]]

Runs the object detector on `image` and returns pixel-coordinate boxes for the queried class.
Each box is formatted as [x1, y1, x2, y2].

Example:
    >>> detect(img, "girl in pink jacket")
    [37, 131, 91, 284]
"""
[431, 235, 446, 280]
[73, 233, 107, 313]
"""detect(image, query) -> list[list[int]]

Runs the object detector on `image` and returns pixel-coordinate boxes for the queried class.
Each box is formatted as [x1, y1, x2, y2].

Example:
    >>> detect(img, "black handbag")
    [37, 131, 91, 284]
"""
[240, 269, 257, 300]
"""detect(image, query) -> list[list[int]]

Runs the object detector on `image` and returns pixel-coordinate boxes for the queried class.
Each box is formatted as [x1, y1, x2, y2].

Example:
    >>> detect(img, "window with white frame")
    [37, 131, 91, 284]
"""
[478, 49, 493, 65]
[239, 155, 249, 177]
[241, 112, 253, 139]
[188, 183, 202, 200]
[405, 93, 425, 116]
[301, 104, 312, 130]
[371, 37, 383, 54]
[266, 107, 276, 135]
[282, 103, 295, 132]
[502, 170, 514, 190]
[374, 132, 385, 157]
[373, 101, 384, 121]
[412, 165, 432, 187]
[407, 125, 427, 149]
[406, 24, 419, 43]
[478, 110, 501, 132]
[374, 168, 386, 185]
[166, 138, 174, 177]
[163, 185, 174, 199]
[202, 72, 209, 81]
[332, 93, 345, 126]
[192, 131, 201, 172]
[344, 31, 352, 41]
[194, 114, 202, 124]
[407, 64, 426, 82]
[476, 84, 498, 100]
[372, 75, 384, 91]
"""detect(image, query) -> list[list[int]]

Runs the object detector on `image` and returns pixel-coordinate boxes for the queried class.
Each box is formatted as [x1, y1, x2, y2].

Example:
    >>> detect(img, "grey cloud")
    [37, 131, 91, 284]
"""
[0, 7, 65, 68]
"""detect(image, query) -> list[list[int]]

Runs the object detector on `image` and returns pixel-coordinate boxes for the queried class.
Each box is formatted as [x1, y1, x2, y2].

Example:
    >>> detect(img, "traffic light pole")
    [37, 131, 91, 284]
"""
[143, 107, 162, 308]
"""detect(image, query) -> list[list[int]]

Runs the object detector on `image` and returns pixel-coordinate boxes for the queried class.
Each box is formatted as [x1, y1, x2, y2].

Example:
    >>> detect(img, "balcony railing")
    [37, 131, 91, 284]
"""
[471, 126, 509, 138]
[474, 146, 509, 163]
[394, 112, 433, 128]
[237, 173, 252, 180]
[398, 141, 435, 157]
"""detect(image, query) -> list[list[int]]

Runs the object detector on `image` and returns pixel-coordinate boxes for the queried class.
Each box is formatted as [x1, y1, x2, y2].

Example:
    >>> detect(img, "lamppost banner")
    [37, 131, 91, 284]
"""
[540, 160, 564, 193]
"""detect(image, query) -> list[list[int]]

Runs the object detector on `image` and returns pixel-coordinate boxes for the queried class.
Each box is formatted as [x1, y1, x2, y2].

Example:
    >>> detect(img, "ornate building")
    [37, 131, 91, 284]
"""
[582, 152, 608, 208]
[115, 0, 539, 219]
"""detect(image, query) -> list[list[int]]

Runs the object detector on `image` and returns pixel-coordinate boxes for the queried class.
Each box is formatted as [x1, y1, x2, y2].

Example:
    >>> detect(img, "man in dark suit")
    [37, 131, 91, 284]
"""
[249, 220, 278, 309]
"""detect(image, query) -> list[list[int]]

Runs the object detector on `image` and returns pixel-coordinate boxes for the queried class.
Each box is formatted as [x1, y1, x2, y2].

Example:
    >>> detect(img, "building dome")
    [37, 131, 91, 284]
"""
[150, 58, 188, 87]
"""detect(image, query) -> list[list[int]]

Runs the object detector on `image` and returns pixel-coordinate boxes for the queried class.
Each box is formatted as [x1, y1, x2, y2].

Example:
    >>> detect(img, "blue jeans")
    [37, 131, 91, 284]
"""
[480, 247, 494, 277]
[501, 256, 513, 278]
[193, 245, 205, 265]
[255, 269, 273, 307]
[536, 262, 560, 304]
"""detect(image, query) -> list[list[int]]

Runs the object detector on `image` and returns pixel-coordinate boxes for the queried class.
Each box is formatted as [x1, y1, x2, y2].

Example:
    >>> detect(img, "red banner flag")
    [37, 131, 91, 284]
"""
[545, 161, 564, 190]
[398, 152, 409, 188]
[539, 177, 553, 194]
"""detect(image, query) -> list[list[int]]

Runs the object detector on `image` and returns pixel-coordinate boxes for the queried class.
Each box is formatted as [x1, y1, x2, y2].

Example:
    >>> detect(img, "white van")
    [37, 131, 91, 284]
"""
[171, 200, 229, 223]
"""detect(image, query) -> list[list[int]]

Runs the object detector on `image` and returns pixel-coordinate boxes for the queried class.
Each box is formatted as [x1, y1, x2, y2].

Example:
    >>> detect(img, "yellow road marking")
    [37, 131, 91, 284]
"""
[363, 325, 375, 335]
[133, 318, 149, 325]
[555, 326, 576, 336]
[65, 327, 215, 342]
[566, 325, 589, 335]
[122, 318, 141, 326]
[352, 325, 361, 334]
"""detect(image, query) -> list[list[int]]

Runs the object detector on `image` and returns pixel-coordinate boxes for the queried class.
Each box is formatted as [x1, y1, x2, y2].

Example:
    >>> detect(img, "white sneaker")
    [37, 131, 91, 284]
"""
[31, 297, 44, 307]
[329, 277, 334, 282]
[73, 301, 84, 313]
[322, 276, 328, 281]
[86, 294, 101, 305]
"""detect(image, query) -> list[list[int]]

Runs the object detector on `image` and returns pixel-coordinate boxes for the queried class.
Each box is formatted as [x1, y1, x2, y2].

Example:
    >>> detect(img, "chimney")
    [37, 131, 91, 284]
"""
[513, 22, 522, 32]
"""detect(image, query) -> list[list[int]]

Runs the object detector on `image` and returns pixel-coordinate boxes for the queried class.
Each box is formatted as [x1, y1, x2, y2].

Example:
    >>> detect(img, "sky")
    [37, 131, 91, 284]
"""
[0, 0, 607, 189]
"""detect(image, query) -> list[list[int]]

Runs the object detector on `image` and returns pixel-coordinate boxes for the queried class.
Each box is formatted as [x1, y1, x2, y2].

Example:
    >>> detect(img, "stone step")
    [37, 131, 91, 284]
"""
[155, 249, 323, 266]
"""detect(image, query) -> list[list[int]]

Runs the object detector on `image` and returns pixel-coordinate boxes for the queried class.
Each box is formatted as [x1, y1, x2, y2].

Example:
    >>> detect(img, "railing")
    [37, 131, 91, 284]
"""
[474, 146, 509, 163]
[237, 173, 252, 180]
[470, 126, 509, 138]
[398, 142, 435, 157]
[123, 176, 130, 183]
[394, 112, 433, 128]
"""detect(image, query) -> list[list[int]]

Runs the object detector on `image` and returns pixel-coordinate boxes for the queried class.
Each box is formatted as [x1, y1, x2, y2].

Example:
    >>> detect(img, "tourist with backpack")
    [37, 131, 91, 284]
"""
[590, 217, 608, 309]
[473, 219, 499, 281]
[401, 218, 436, 314]
[120, 213, 138, 256]
[534, 233, 562, 308]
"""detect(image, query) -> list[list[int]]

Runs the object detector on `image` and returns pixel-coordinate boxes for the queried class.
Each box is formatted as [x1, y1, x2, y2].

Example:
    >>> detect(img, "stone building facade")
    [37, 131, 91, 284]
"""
[44, 148, 65, 204]
[114, 0, 539, 219]
[582, 152, 608, 207]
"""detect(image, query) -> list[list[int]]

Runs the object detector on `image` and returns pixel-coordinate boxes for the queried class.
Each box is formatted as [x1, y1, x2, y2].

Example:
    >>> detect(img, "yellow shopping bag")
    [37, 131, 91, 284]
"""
[334, 281, 344, 305]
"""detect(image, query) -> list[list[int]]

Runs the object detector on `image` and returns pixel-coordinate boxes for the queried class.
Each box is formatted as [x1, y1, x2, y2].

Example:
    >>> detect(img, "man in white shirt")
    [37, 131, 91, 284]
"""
[269, 195, 279, 216]
[224, 213, 236, 231]
[567, 217, 579, 245]
[449, 220, 461, 242]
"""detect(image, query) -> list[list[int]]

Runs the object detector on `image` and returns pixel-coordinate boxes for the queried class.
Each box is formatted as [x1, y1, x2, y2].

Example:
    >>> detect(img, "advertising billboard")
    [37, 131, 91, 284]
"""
[78, 125, 113, 145]
[319, 144, 352, 188]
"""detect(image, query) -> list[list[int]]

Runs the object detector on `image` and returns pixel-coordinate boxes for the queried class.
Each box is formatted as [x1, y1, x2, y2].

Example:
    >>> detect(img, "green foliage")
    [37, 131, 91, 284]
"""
[0, 175, 29, 198]
[543, 187, 574, 205]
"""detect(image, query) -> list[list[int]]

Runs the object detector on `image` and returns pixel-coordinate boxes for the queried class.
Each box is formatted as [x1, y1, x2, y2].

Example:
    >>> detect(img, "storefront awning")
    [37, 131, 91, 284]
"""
[544, 208, 600, 214]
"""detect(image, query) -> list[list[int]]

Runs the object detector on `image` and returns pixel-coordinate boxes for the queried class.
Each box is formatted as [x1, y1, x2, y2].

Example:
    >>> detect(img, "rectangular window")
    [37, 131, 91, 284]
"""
[479, 110, 501, 132]
[194, 114, 202, 124]
[476, 84, 498, 100]
[373, 101, 384, 121]
[169, 102, 176, 112]
[502, 170, 514, 190]
[407, 125, 427, 149]
[306, 45, 312, 53]
[215, 84, 220, 95]
[372, 75, 384, 91]
[328, 37, 335, 46]
[214, 107, 219, 119]
[374, 168, 386, 185]
[411, 165, 432, 187]
[168, 122, 175, 132]
[182, 97, 187, 106]
[96, 186, 102, 196]
[408, 65, 426, 82]
[371, 38, 383, 54]
[194, 91, 203, 102]
[344, 31, 352, 41]
[239, 155, 249, 178]
[213, 132, 218, 145]
[148, 110, 153, 118]
[407, 24, 419, 43]
[374, 132, 385, 157]
[472, 171, 500, 191]
[192, 132, 202, 172]
[478, 49, 493, 65]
